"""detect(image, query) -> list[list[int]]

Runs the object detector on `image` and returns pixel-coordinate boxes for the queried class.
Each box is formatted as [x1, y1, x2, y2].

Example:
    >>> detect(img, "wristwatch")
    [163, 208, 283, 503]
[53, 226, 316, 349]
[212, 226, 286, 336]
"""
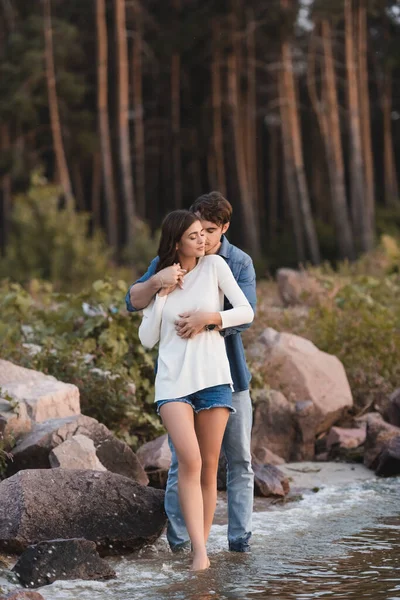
[205, 324, 216, 331]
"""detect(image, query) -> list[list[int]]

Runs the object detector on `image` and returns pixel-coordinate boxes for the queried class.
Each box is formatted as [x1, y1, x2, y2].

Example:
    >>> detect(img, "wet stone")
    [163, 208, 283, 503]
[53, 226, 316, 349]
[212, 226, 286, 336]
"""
[12, 539, 116, 588]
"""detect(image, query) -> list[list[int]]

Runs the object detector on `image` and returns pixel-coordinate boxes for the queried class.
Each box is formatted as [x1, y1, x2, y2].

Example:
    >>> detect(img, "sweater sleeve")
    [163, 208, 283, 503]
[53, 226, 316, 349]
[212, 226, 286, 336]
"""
[138, 294, 167, 349]
[214, 257, 254, 329]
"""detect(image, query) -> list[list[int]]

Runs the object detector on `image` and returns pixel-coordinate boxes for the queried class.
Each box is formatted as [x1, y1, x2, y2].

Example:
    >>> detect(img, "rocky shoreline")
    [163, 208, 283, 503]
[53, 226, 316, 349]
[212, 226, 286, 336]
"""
[1, 316, 400, 597]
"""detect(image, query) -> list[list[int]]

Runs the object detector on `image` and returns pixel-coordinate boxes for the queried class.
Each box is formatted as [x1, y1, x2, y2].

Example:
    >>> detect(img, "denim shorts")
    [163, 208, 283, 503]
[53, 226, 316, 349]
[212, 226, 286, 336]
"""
[156, 384, 235, 415]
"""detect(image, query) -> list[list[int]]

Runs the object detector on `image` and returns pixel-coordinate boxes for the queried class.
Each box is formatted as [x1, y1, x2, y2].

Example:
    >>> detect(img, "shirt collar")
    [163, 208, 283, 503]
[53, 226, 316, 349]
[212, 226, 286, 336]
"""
[218, 235, 231, 259]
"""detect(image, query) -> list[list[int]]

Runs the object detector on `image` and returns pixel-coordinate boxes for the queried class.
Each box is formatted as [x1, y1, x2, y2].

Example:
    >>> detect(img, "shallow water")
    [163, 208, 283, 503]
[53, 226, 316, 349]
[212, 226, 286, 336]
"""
[1, 477, 400, 600]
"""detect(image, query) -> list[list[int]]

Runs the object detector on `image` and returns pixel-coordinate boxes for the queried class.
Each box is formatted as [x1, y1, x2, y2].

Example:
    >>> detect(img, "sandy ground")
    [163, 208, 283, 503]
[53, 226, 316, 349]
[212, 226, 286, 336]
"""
[278, 461, 375, 491]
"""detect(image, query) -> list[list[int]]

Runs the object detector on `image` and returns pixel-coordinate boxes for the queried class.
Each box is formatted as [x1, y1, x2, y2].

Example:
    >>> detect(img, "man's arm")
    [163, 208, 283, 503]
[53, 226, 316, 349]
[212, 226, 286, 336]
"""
[219, 259, 256, 338]
[125, 258, 159, 312]
[125, 258, 187, 312]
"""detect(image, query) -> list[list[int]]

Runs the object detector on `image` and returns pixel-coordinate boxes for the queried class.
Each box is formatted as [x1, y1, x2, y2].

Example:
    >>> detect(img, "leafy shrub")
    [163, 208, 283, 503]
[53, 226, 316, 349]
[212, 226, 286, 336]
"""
[123, 220, 160, 280]
[0, 278, 164, 448]
[0, 176, 110, 291]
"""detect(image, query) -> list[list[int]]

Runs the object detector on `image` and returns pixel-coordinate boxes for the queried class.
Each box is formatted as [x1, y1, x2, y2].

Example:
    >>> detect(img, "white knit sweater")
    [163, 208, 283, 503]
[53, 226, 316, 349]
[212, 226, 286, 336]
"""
[138, 254, 254, 401]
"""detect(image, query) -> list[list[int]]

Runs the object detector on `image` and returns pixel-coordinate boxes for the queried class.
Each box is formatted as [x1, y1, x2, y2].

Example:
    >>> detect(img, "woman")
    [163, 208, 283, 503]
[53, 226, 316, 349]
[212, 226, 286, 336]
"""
[138, 210, 253, 571]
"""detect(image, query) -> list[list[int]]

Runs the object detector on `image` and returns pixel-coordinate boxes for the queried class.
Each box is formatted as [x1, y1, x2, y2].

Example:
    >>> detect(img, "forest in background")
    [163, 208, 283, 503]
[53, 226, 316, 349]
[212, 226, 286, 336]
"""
[0, 0, 399, 277]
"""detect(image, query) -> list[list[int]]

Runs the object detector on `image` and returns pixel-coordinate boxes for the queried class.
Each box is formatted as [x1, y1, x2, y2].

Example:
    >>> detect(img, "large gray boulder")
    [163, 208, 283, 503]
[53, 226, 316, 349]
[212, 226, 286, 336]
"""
[248, 328, 353, 435]
[251, 391, 320, 462]
[0, 360, 80, 427]
[384, 388, 400, 428]
[364, 413, 400, 474]
[12, 539, 115, 588]
[251, 391, 295, 462]
[6, 415, 148, 485]
[0, 470, 166, 554]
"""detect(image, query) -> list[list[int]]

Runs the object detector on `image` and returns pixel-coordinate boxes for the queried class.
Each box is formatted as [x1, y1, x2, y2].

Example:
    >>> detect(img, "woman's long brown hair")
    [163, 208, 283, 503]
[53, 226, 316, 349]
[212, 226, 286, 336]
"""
[156, 210, 200, 273]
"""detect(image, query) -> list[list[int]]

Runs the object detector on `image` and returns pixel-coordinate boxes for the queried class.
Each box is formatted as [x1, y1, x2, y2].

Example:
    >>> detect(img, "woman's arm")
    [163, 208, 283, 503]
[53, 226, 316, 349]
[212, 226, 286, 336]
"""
[138, 294, 167, 349]
[215, 257, 254, 328]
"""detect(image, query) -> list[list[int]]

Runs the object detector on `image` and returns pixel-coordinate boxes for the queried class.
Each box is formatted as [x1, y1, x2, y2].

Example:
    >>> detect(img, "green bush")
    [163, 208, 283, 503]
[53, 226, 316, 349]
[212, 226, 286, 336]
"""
[123, 220, 160, 280]
[0, 278, 164, 448]
[0, 176, 110, 291]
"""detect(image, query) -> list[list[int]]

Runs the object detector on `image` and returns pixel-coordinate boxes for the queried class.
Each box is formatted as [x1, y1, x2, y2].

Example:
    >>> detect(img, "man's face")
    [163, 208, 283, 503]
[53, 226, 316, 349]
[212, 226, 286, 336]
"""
[199, 219, 230, 255]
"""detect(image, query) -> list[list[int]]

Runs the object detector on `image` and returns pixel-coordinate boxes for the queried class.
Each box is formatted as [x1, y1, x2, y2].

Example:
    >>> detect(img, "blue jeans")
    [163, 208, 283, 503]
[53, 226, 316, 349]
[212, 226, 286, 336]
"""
[165, 389, 254, 551]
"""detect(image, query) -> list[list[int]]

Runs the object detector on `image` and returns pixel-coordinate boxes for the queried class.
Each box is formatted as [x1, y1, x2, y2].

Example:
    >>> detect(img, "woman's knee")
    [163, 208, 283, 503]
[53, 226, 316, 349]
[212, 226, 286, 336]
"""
[178, 451, 202, 475]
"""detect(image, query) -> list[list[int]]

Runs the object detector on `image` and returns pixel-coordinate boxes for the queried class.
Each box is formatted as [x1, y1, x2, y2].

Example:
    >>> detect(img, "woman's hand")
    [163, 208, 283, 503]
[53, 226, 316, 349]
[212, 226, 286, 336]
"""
[157, 263, 186, 290]
[159, 284, 177, 297]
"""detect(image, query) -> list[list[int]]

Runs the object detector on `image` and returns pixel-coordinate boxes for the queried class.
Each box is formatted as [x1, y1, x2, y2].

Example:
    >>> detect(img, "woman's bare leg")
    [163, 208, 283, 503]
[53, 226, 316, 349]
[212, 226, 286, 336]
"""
[159, 402, 208, 571]
[195, 408, 230, 544]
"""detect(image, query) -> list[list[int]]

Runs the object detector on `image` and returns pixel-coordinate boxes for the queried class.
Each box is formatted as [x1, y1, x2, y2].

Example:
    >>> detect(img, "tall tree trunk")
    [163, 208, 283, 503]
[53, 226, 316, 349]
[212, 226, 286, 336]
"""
[72, 162, 85, 211]
[115, 0, 136, 240]
[132, 1, 145, 218]
[358, 1, 375, 234]
[345, 0, 372, 252]
[246, 9, 258, 212]
[211, 19, 226, 197]
[279, 71, 305, 262]
[96, 0, 118, 247]
[229, 6, 260, 257]
[268, 127, 279, 248]
[382, 71, 399, 205]
[308, 21, 355, 260]
[91, 151, 102, 229]
[171, 0, 182, 208]
[43, 0, 74, 209]
[228, 50, 261, 257]
[0, 125, 11, 256]
[281, 15, 320, 263]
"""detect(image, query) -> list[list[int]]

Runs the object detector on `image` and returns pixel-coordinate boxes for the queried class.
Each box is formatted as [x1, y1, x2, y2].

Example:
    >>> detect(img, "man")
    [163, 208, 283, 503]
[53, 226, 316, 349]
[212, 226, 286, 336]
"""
[125, 192, 256, 553]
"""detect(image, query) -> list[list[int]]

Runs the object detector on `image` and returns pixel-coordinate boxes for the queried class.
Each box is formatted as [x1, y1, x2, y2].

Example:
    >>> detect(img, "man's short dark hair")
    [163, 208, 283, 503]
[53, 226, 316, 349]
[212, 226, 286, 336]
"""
[189, 192, 232, 226]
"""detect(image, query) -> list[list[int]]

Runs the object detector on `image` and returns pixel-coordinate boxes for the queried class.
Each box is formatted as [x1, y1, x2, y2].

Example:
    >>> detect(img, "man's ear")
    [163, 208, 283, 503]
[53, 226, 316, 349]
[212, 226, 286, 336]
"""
[222, 222, 230, 235]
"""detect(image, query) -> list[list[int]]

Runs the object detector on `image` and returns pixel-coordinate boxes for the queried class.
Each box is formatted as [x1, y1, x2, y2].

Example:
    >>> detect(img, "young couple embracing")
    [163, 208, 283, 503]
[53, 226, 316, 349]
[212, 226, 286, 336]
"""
[126, 192, 256, 571]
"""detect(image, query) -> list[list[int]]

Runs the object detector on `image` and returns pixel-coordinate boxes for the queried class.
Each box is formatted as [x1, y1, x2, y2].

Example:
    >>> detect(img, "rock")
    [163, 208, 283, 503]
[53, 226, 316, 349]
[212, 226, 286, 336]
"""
[136, 434, 171, 471]
[293, 400, 319, 461]
[136, 434, 172, 489]
[384, 388, 400, 427]
[248, 328, 353, 435]
[253, 463, 290, 497]
[49, 435, 106, 471]
[251, 390, 295, 462]
[364, 413, 400, 470]
[7, 415, 148, 485]
[251, 447, 285, 466]
[2, 592, 45, 600]
[326, 426, 366, 451]
[0, 401, 32, 443]
[375, 437, 400, 477]
[276, 268, 323, 307]
[0, 469, 166, 555]
[12, 539, 116, 588]
[0, 360, 80, 427]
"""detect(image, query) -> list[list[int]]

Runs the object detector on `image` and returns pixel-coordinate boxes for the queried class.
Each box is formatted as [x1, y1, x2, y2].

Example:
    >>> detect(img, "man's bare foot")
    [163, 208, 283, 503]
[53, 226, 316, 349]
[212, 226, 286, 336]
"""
[190, 552, 210, 571]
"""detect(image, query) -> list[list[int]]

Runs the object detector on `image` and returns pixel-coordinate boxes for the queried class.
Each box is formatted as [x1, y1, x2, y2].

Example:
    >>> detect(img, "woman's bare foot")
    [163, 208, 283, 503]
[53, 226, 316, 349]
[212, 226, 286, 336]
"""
[190, 551, 210, 571]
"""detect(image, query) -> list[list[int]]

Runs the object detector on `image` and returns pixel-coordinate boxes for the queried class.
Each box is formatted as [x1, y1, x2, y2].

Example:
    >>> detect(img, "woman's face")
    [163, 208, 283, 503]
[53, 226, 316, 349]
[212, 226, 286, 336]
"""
[177, 220, 205, 258]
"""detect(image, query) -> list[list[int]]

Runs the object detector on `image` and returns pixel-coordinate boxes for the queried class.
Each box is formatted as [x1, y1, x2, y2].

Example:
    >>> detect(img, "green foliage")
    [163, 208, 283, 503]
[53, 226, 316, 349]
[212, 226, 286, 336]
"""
[0, 178, 111, 291]
[123, 220, 160, 280]
[0, 278, 164, 448]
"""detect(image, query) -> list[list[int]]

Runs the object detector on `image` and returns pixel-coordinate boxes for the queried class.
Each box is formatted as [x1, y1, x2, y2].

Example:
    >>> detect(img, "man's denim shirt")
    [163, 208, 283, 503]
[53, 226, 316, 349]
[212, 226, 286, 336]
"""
[125, 236, 257, 393]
